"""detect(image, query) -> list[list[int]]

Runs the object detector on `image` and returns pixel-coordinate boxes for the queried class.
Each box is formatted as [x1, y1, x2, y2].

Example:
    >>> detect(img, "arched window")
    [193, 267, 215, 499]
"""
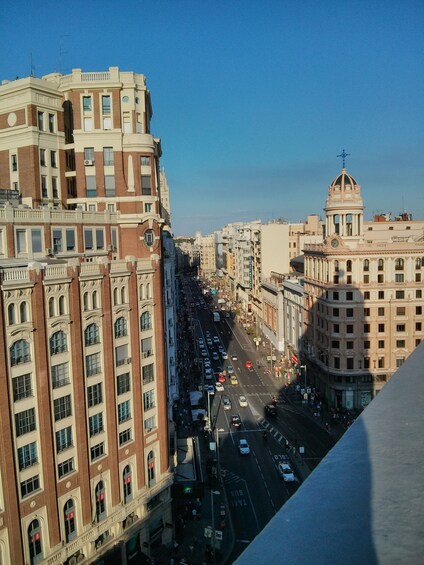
[146, 283, 151, 299]
[395, 258, 404, 271]
[64, 499, 76, 542]
[140, 311, 152, 331]
[83, 292, 89, 311]
[123, 465, 132, 502]
[120, 287, 126, 304]
[92, 290, 98, 309]
[334, 261, 339, 273]
[20, 302, 28, 323]
[84, 324, 99, 346]
[48, 297, 55, 317]
[363, 259, 370, 272]
[95, 481, 106, 522]
[8, 303, 15, 325]
[58, 296, 66, 316]
[139, 283, 144, 300]
[346, 214, 353, 236]
[10, 339, 30, 366]
[416, 258, 422, 270]
[113, 288, 118, 306]
[346, 260, 352, 273]
[50, 331, 67, 355]
[147, 451, 155, 487]
[378, 258, 384, 271]
[28, 519, 43, 564]
[114, 317, 127, 338]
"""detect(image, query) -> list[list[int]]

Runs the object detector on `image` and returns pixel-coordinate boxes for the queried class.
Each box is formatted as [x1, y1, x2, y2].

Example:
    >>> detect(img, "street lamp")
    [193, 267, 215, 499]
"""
[300, 365, 307, 391]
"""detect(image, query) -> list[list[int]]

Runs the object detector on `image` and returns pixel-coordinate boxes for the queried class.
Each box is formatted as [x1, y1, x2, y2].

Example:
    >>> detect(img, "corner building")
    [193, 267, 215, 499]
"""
[0, 68, 173, 564]
[303, 168, 424, 410]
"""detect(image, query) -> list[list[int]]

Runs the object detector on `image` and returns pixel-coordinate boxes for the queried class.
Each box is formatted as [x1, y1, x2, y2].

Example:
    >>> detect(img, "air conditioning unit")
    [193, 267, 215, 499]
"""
[84, 159, 94, 166]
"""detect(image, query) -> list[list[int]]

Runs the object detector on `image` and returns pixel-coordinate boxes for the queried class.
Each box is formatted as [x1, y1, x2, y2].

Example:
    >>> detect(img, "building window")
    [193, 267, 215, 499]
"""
[378, 307, 385, 316]
[123, 465, 132, 502]
[333, 357, 340, 370]
[18, 441, 38, 470]
[105, 175, 115, 197]
[103, 147, 114, 166]
[144, 203, 152, 213]
[346, 292, 353, 301]
[378, 258, 384, 271]
[378, 324, 385, 333]
[396, 340, 406, 348]
[364, 341, 370, 349]
[331, 340, 339, 349]
[40, 149, 46, 166]
[346, 260, 352, 272]
[395, 290, 405, 299]
[333, 308, 339, 317]
[416, 322, 422, 331]
[117, 373, 131, 395]
[50, 331, 67, 355]
[396, 324, 406, 332]
[378, 357, 385, 369]
[364, 308, 370, 317]
[396, 357, 406, 368]
[363, 259, 369, 271]
[416, 306, 422, 316]
[15, 408, 36, 437]
[102, 95, 111, 115]
[84, 323, 100, 346]
[141, 175, 152, 195]
[54, 395, 72, 421]
[377, 274, 384, 284]
[143, 390, 155, 411]
[58, 458, 74, 478]
[395, 273, 404, 283]
[86, 352, 101, 376]
[396, 307, 406, 316]
[364, 358, 370, 369]
[59, 295, 66, 315]
[346, 358, 354, 370]
[333, 324, 339, 333]
[364, 291, 370, 300]
[21, 475, 40, 498]
[378, 340, 385, 348]
[346, 341, 354, 350]
[147, 451, 155, 485]
[140, 156, 150, 166]
[52, 177, 59, 198]
[378, 291, 384, 300]
[363, 275, 369, 284]
[140, 311, 152, 331]
[114, 317, 127, 338]
[13, 373, 33, 401]
[333, 291, 339, 301]
[417, 290, 422, 299]
[88, 383, 103, 407]
[395, 258, 404, 270]
[28, 519, 43, 564]
[84, 147, 94, 161]
[86, 176, 96, 198]
[119, 429, 132, 446]
[16, 228, 27, 253]
[83, 96, 92, 112]
[118, 400, 131, 423]
[416, 273, 422, 283]
[346, 325, 354, 333]
[52, 363, 70, 388]
[56, 426, 73, 452]
[91, 443, 105, 462]
[144, 415, 156, 434]
[346, 308, 354, 317]
[37, 111, 45, 131]
[50, 150, 57, 168]
[95, 481, 106, 521]
[89, 413, 104, 436]
[364, 324, 370, 333]
[84, 228, 105, 251]
[48, 113, 55, 133]
[64, 499, 77, 542]
[10, 339, 31, 366]
[142, 363, 154, 384]
[8, 303, 16, 325]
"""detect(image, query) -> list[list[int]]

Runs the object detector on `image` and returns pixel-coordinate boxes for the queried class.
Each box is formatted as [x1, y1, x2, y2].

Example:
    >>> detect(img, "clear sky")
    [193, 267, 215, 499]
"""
[1, 0, 423, 236]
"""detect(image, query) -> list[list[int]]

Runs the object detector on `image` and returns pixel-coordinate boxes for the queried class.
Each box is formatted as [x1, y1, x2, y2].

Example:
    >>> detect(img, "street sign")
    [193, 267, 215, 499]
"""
[303, 393, 308, 400]
[215, 530, 223, 541]
[204, 527, 212, 538]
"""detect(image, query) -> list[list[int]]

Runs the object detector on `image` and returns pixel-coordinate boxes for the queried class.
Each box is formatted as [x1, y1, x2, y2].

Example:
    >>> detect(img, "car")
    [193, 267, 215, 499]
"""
[215, 382, 224, 392]
[213, 336, 220, 343]
[225, 312, 230, 318]
[221, 351, 228, 359]
[278, 462, 295, 482]
[212, 352, 219, 361]
[265, 404, 277, 417]
[215, 365, 223, 374]
[201, 349, 208, 357]
[222, 397, 232, 411]
[231, 414, 241, 427]
[217, 373, 226, 383]
[204, 359, 211, 368]
[205, 367, 213, 379]
[227, 365, 234, 375]
[238, 439, 250, 455]
[238, 395, 248, 407]
[245, 360, 253, 369]
[231, 354, 238, 361]
[198, 338, 204, 346]
[230, 375, 239, 385]
[218, 345, 224, 353]
[204, 384, 215, 395]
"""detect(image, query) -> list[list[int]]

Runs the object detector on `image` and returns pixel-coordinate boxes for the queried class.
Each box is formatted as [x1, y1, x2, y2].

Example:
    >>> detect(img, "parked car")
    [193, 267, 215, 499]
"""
[238, 395, 248, 407]
[231, 414, 241, 427]
[278, 461, 295, 482]
[245, 360, 253, 369]
[223, 397, 232, 411]
[238, 439, 250, 455]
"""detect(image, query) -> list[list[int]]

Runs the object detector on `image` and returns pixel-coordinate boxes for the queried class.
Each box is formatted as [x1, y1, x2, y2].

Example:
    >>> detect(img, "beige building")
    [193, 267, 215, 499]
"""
[194, 232, 216, 275]
[0, 68, 173, 565]
[303, 168, 424, 410]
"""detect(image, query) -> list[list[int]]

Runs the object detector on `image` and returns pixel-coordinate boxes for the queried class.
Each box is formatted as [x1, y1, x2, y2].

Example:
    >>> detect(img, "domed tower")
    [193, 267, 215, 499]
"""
[325, 167, 364, 240]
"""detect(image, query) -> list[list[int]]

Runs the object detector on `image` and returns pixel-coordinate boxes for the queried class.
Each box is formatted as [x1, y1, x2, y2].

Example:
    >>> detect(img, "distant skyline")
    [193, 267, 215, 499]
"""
[1, 0, 423, 236]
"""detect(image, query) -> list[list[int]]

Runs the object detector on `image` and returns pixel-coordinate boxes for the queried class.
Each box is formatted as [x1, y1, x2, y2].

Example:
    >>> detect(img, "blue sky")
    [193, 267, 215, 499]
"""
[1, 0, 423, 236]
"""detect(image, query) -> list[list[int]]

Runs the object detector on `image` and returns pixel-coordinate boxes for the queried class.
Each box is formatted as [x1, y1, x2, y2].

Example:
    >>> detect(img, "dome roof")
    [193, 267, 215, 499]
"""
[330, 168, 358, 190]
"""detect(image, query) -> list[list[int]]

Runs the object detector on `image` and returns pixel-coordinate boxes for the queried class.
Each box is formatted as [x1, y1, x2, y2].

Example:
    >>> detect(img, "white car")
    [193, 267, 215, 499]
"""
[278, 462, 295, 482]
[221, 351, 228, 359]
[238, 439, 250, 455]
[238, 395, 248, 407]
[215, 382, 224, 392]
[213, 336, 220, 343]
[222, 397, 232, 411]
